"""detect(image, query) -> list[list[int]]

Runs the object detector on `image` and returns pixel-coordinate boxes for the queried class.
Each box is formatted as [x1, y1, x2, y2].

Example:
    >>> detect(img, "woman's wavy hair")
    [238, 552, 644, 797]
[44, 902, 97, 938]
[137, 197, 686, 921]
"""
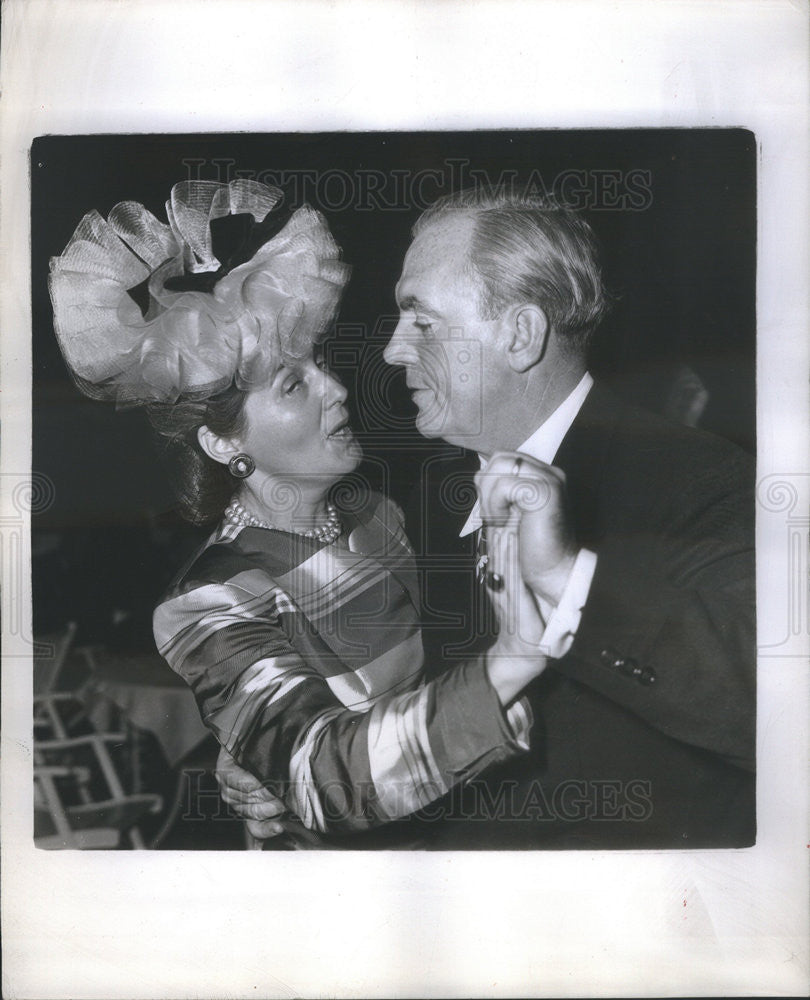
[146, 382, 248, 526]
[413, 186, 609, 352]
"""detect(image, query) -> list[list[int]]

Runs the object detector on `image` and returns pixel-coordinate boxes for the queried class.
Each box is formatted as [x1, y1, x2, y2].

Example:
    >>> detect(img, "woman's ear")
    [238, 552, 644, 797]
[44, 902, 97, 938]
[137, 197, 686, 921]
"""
[197, 425, 238, 466]
[506, 305, 549, 373]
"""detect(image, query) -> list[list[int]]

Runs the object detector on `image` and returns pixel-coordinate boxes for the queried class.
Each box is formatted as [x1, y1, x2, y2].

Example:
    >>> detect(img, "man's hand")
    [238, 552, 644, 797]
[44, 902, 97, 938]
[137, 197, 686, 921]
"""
[215, 746, 287, 841]
[476, 451, 579, 608]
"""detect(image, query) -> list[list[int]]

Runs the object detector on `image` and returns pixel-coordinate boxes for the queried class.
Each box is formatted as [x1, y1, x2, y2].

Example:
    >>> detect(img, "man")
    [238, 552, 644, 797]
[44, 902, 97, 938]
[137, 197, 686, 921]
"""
[220, 187, 755, 848]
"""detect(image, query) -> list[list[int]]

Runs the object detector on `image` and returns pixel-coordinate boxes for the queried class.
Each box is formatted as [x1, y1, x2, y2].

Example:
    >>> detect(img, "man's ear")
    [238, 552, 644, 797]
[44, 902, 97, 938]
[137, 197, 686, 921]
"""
[197, 425, 239, 467]
[506, 305, 549, 373]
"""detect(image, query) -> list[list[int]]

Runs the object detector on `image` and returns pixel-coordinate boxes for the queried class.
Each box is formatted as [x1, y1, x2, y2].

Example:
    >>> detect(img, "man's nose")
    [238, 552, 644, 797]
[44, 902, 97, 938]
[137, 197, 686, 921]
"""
[382, 319, 413, 367]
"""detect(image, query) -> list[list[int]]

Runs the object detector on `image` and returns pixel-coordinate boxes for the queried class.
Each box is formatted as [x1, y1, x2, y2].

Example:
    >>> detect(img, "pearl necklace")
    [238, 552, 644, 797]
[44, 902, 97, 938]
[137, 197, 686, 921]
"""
[224, 498, 343, 544]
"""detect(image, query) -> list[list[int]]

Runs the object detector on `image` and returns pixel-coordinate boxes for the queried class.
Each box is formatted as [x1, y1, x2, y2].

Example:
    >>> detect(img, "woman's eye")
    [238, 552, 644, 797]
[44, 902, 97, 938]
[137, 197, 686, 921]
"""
[283, 378, 302, 395]
[315, 353, 328, 371]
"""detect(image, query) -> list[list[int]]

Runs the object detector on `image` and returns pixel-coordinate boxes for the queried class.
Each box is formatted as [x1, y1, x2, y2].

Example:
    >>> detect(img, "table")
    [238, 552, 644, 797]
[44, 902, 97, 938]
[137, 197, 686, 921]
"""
[80, 649, 213, 847]
[81, 650, 209, 767]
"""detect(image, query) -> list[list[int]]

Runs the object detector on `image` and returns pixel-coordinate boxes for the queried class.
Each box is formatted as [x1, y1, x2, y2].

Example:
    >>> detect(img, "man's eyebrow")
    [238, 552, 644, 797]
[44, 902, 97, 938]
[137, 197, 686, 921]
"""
[397, 293, 435, 313]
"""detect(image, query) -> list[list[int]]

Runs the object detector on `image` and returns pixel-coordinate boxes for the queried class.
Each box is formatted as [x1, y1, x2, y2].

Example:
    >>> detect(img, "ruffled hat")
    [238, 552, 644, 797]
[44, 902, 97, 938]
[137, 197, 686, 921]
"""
[48, 179, 351, 406]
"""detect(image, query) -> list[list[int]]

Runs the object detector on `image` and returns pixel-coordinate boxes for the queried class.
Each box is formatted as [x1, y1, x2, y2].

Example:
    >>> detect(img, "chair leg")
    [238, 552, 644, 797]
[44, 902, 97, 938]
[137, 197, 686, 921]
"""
[35, 773, 76, 847]
[127, 826, 146, 850]
[90, 734, 148, 849]
[146, 767, 187, 849]
[46, 700, 68, 740]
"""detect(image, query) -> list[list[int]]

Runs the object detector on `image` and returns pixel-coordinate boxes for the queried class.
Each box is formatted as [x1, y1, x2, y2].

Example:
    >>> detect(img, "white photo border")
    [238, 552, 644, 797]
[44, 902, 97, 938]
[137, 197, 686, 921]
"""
[2, 2, 808, 997]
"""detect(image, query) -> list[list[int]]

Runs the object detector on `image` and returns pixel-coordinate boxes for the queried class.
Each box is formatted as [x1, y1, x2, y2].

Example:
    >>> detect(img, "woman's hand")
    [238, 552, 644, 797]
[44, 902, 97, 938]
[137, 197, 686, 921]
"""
[215, 746, 286, 841]
[476, 451, 579, 607]
[480, 514, 549, 706]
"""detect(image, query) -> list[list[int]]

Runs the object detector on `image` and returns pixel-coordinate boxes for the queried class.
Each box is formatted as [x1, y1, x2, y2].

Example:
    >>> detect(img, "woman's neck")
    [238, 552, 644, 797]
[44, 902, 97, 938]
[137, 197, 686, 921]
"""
[237, 476, 332, 533]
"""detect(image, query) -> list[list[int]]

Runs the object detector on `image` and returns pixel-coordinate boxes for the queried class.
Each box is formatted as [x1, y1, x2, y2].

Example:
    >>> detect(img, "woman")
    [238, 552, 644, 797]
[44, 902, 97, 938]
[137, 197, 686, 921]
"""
[49, 178, 547, 847]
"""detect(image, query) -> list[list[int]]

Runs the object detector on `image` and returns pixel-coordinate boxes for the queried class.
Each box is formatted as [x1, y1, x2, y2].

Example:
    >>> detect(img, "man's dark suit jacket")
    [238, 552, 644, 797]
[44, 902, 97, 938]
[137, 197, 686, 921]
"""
[406, 382, 756, 849]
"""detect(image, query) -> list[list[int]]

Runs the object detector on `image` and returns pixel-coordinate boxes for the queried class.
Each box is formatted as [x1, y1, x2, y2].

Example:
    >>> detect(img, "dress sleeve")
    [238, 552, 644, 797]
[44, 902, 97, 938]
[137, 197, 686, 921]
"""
[154, 567, 531, 834]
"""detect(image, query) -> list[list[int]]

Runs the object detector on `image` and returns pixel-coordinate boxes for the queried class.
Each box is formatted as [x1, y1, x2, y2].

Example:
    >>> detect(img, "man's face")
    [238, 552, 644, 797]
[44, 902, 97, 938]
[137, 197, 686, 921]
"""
[384, 215, 506, 450]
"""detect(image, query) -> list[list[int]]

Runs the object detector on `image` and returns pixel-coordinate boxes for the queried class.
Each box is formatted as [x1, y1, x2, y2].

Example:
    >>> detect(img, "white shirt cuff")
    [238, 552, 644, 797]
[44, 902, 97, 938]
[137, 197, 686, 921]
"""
[536, 549, 597, 658]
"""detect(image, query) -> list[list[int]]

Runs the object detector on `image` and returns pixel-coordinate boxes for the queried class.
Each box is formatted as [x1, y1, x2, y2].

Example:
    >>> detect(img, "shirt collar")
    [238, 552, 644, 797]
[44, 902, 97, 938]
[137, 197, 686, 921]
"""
[459, 372, 594, 537]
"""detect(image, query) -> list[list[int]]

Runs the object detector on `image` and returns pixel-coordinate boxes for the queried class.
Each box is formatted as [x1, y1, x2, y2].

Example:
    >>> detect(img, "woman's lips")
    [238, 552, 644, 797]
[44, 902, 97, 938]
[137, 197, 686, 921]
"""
[328, 425, 352, 438]
[326, 413, 350, 436]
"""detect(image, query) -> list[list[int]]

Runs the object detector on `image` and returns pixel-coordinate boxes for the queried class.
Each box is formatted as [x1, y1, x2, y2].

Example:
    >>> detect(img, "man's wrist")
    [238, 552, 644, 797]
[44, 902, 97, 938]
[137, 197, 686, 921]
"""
[535, 549, 598, 659]
[527, 549, 579, 608]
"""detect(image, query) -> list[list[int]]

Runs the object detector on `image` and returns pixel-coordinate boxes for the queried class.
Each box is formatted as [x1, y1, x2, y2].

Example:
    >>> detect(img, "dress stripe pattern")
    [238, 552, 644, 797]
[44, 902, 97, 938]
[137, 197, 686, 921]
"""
[155, 493, 531, 835]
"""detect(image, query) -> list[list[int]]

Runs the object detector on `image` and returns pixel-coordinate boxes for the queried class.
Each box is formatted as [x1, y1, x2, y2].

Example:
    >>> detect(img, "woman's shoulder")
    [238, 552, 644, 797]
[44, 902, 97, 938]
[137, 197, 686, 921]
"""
[338, 487, 413, 554]
[337, 486, 402, 527]
[161, 523, 288, 602]
[153, 527, 298, 657]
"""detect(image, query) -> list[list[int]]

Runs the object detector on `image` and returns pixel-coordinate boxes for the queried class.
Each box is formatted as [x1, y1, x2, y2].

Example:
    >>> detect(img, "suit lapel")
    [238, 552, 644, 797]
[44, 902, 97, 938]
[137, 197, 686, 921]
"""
[406, 384, 627, 672]
[406, 448, 492, 674]
[410, 447, 479, 557]
[553, 381, 622, 549]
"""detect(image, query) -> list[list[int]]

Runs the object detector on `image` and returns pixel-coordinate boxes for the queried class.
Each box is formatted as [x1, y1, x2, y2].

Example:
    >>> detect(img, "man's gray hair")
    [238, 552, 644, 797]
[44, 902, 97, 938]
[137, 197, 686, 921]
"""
[413, 187, 608, 351]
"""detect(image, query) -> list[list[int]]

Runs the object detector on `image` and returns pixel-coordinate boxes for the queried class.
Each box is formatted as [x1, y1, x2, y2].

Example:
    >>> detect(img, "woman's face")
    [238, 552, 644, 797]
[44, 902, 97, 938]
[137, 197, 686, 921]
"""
[236, 350, 362, 487]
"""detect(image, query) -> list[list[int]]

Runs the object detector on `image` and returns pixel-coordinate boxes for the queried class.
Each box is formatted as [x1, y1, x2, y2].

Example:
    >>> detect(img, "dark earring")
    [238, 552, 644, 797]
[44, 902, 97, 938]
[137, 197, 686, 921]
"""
[228, 453, 255, 479]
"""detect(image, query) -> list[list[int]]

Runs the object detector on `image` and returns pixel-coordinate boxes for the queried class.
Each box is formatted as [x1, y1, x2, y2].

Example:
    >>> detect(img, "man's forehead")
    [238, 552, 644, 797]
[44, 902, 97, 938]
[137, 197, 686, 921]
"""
[398, 214, 476, 290]
[408, 213, 475, 261]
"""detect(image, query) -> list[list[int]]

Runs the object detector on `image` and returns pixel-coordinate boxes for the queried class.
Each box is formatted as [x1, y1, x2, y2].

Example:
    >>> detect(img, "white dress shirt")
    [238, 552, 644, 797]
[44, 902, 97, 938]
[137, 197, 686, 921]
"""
[460, 372, 598, 658]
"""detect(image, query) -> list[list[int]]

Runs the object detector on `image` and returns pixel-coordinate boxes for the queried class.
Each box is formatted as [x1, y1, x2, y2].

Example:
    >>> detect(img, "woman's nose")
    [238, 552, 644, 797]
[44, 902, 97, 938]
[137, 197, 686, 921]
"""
[323, 369, 348, 407]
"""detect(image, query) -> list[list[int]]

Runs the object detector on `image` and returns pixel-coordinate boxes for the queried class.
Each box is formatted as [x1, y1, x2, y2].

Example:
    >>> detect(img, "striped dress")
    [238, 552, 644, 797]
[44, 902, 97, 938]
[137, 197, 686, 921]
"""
[154, 492, 531, 838]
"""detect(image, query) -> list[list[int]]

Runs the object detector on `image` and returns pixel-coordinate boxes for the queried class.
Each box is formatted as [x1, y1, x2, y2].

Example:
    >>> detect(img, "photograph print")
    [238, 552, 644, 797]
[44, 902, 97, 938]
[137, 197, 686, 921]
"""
[31, 129, 756, 852]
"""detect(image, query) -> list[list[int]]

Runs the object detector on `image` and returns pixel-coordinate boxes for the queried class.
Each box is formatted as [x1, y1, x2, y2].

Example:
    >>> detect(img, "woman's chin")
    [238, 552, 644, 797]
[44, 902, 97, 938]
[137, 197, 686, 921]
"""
[326, 430, 363, 467]
[341, 442, 364, 474]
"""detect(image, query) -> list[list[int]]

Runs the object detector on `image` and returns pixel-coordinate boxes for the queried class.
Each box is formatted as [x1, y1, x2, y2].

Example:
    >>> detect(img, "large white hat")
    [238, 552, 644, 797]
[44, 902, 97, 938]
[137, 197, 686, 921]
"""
[49, 179, 351, 406]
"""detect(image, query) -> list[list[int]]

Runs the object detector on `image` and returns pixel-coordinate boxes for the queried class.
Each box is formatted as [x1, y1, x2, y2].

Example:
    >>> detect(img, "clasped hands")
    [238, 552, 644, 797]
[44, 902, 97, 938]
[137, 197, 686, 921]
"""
[476, 451, 578, 610]
[217, 451, 579, 840]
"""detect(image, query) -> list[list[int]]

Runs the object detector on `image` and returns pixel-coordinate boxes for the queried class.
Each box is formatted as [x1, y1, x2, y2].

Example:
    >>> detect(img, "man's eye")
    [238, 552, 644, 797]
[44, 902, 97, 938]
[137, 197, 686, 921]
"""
[315, 354, 328, 371]
[414, 319, 433, 335]
[284, 378, 302, 395]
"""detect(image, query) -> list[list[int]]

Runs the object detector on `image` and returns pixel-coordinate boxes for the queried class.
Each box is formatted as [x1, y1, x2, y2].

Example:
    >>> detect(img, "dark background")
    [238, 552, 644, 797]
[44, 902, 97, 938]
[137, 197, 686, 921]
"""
[31, 130, 756, 648]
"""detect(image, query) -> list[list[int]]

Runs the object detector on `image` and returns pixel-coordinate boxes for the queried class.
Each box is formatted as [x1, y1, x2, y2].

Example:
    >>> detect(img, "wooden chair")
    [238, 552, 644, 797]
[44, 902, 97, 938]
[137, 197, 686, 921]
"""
[32, 625, 165, 848]
[34, 765, 119, 849]
[33, 621, 78, 695]
[33, 621, 87, 740]
[34, 732, 163, 849]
